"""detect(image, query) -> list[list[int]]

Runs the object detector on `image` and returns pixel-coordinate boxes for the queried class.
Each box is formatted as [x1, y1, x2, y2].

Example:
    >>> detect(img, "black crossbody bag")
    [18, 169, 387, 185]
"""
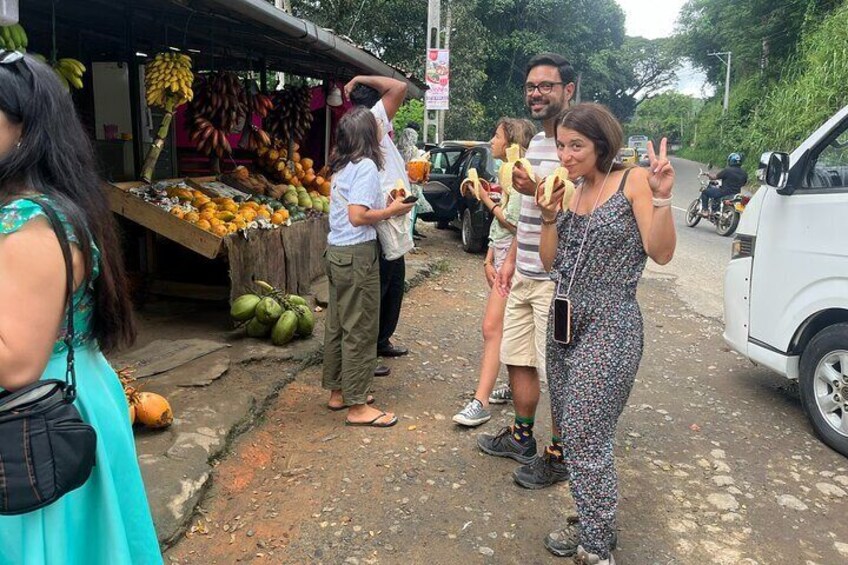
[0, 199, 97, 515]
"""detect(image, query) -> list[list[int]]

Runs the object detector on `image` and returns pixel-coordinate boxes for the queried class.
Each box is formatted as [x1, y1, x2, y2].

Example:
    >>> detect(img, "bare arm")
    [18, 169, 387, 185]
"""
[628, 167, 676, 265]
[536, 180, 563, 272]
[345, 75, 408, 120]
[348, 198, 414, 227]
[0, 220, 84, 391]
[479, 188, 516, 234]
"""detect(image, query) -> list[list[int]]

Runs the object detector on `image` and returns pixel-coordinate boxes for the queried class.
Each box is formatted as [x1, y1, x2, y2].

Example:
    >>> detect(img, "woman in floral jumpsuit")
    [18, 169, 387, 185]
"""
[536, 103, 677, 564]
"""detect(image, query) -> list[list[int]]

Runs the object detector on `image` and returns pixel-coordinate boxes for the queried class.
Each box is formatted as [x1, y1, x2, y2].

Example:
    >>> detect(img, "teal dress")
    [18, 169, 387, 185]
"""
[0, 199, 162, 565]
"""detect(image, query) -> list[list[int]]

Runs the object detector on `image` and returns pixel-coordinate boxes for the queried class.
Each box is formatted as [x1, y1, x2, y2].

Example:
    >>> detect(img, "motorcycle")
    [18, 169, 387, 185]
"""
[685, 169, 750, 237]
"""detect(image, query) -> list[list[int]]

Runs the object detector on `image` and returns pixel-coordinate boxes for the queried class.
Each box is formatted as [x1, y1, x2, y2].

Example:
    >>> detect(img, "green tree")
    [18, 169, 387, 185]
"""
[392, 99, 425, 132]
[628, 92, 698, 146]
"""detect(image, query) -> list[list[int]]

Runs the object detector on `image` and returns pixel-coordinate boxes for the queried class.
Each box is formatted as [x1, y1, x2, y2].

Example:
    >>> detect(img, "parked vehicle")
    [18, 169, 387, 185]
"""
[418, 143, 498, 253]
[685, 169, 750, 236]
[724, 104, 848, 456]
[628, 134, 649, 153]
[617, 147, 637, 165]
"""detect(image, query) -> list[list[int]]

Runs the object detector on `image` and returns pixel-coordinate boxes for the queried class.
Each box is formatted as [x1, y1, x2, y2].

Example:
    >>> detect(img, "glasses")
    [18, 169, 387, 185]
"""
[524, 82, 565, 95]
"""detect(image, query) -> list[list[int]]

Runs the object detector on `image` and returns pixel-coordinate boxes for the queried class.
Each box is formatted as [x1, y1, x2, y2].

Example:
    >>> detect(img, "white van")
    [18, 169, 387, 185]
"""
[724, 104, 848, 457]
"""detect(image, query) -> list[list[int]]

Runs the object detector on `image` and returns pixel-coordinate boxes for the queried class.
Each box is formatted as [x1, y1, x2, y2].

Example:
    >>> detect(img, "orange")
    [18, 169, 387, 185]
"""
[196, 219, 212, 231]
[185, 211, 200, 223]
[257, 208, 271, 219]
[212, 224, 228, 237]
[169, 208, 185, 219]
[270, 212, 285, 225]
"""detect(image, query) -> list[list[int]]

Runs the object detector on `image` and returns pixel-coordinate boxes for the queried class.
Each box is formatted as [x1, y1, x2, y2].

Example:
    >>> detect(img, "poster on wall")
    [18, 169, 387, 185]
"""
[425, 49, 450, 110]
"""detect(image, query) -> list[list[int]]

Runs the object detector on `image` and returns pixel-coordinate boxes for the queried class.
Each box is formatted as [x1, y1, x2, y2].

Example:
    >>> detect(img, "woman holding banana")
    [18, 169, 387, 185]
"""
[536, 103, 675, 564]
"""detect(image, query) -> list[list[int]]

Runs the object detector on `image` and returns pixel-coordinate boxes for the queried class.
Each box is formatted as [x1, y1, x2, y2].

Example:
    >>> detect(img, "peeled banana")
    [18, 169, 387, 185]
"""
[460, 168, 486, 200]
[497, 144, 534, 207]
[0, 23, 28, 52]
[542, 167, 576, 210]
[145, 52, 194, 109]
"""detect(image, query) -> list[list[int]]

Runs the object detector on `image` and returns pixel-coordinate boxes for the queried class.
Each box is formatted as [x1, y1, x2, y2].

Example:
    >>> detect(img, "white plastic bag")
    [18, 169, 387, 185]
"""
[0, 0, 19, 25]
[375, 213, 413, 260]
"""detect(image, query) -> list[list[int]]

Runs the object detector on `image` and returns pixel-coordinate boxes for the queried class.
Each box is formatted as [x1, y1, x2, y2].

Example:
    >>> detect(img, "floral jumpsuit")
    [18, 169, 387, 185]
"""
[547, 170, 646, 559]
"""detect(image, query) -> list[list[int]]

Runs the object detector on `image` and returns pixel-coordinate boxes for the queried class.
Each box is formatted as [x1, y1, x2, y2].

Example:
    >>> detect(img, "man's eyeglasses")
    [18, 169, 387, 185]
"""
[524, 82, 565, 95]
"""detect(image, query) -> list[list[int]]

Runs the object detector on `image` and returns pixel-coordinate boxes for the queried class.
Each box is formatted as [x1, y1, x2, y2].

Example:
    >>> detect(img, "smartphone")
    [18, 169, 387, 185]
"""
[553, 297, 572, 344]
[402, 195, 419, 204]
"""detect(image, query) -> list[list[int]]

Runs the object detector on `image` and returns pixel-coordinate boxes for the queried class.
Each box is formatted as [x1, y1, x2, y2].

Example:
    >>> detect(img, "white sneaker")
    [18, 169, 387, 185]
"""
[452, 399, 491, 427]
[574, 545, 615, 565]
[488, 384, 512, 404]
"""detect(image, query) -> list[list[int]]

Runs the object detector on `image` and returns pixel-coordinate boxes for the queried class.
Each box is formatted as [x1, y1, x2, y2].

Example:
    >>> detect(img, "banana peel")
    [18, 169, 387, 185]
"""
[460, 168, 488, 200]
[542, 167, 577, 210]
[497, 144, 534, 207]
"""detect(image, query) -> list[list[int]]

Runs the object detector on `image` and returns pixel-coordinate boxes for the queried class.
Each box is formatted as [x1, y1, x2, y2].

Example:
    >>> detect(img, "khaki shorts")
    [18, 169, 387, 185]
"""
[500, 271, 555, 380]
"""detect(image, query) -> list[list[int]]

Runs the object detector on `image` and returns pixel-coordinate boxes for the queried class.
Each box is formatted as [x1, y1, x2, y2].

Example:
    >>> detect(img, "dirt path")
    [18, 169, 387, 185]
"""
[165, 227, 848, 564]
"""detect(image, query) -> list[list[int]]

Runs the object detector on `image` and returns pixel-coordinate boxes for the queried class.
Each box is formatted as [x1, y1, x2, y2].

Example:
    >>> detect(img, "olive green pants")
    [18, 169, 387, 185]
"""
[322, 240, 380, 405]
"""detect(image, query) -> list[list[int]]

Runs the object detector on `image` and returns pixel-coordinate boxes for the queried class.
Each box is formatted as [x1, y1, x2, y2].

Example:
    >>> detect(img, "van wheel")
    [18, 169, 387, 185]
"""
[461, 209, 484, 253]
[685, 199, 702, 227]
[799, 323, 848, 457]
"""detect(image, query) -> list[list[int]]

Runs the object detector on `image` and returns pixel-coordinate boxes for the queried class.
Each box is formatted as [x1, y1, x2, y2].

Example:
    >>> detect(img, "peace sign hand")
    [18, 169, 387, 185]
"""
[647, 137, 675, 198]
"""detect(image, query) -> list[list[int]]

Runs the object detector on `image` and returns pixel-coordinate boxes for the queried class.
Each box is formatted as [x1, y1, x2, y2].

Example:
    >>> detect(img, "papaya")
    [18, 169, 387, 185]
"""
[294, 305, 315, 337]
[230, 293, 261, 321]
[246, 317, 272, 338]
[271, 311, 298, 346]
[255, 297, 283, 324]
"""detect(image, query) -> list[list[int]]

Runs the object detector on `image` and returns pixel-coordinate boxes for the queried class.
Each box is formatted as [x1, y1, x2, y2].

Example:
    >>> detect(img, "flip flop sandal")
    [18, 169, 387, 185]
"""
[328, 396, 375, 411]
[345, 412, 398, 428]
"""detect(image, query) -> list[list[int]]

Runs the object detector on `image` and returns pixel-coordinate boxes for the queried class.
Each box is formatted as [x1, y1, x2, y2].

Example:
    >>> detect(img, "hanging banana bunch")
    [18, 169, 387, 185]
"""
[52, 58, 86, 91]
[141, 52, 195, 183]
[238, 81, 274, 153]
[265, 85, 314, 146]
[186, 72, 249, 159]
[0, 23, 27, 51]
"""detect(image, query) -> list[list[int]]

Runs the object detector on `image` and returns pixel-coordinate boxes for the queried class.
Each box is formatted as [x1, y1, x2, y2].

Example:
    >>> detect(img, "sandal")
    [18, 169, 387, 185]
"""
[345, 412, 398, 428]
[328, 395, 375, 411]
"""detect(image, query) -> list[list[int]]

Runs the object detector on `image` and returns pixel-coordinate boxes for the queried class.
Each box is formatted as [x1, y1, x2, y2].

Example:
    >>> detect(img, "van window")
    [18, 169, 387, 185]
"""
[804, 124, 848, 189]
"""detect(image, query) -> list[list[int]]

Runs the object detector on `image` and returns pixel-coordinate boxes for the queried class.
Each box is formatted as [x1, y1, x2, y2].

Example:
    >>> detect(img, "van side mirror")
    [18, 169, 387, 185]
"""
[766, 152, 790, 192]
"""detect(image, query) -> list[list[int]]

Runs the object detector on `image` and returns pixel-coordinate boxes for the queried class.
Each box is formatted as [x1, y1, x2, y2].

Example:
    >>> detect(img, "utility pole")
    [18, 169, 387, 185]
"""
[423, 0, 441, 144]
[708, 51, 732, 113]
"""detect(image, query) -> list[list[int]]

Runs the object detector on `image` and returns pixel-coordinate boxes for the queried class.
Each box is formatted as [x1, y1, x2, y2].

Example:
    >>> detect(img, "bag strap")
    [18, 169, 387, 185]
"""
[24, 198, 77, 401]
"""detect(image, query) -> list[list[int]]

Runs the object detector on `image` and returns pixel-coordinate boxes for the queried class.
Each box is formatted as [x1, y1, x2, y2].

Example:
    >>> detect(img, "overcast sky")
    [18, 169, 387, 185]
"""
[617, 0, 714, 97]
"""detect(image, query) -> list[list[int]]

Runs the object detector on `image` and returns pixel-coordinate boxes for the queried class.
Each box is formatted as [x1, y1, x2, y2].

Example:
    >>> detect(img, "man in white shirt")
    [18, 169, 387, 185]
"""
[345, 75, 413, 369]
[477, 53, 576, 495]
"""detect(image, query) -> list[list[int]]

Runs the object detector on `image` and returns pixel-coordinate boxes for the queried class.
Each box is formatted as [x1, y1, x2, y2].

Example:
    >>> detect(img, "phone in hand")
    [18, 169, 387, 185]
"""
[402, 195, 419, 204]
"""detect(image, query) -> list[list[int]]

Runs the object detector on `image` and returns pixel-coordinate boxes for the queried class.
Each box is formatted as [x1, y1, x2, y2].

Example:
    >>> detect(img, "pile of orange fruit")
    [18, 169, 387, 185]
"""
[165, 187, 288, 236]
[256, 141, 332, 197]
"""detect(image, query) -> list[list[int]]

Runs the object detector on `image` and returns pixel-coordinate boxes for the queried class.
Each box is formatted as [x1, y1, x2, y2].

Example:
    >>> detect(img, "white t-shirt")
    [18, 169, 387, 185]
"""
[328, 159, 383, 247]
[370, 100, 410, 195]
[516, 132, 560, 280]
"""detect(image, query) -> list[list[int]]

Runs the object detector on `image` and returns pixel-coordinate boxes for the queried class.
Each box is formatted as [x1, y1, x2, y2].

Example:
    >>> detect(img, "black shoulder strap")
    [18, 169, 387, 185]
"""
[616, 168, 632, 192]
[24, 198, 77, 400]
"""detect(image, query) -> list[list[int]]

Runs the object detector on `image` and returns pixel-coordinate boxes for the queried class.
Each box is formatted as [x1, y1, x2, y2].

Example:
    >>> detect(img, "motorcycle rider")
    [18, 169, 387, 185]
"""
[701, 152, 748, 216]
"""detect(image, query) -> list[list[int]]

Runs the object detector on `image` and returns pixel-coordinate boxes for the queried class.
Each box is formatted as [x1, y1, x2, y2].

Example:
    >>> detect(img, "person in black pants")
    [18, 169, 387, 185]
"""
[345, 75, 413, 370]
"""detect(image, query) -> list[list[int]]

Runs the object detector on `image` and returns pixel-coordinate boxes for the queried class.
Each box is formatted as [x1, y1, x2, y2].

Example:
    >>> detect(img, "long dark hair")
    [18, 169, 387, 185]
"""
[328, 106, 385, 173]
[0, 54, 136, 352]
[557, 103, 626, 173]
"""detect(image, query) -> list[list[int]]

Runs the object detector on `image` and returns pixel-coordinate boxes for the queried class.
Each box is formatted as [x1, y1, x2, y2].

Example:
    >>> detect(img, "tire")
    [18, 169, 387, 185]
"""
[716, 206, 740, 237]
[799, 323, 848, 458]
[461, 209, 484, 253]
[436, 219, 451, 230]
[685, 198, 702, 227]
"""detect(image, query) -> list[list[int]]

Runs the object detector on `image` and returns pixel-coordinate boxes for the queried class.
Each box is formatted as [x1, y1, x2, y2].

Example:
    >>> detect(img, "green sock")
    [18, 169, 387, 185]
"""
[548, 435, 564, 460]
[512, 416, 534, 445]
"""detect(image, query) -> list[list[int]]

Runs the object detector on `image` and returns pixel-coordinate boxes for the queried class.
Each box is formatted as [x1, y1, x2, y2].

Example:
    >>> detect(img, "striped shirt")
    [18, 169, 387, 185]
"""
[516, 132, 560, 279]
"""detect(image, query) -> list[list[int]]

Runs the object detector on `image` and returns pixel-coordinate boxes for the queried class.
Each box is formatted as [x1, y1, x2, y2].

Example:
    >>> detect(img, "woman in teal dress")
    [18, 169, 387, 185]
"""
[0, 52, 161, 563]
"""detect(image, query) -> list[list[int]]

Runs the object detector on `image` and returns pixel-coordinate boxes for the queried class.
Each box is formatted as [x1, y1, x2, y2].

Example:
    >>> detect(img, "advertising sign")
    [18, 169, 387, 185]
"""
[425, 49, 450, 110]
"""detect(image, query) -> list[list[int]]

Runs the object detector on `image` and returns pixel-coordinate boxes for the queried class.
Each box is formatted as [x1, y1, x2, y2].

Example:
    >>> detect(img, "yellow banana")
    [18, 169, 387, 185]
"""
[542, 167, 576, 209]
[461, 168, 484, 200]
[255, 280, 276, 294]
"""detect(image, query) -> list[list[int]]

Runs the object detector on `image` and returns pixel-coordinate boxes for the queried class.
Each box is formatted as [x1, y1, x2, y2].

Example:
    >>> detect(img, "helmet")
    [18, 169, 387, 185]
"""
[727, 153, 742, 166]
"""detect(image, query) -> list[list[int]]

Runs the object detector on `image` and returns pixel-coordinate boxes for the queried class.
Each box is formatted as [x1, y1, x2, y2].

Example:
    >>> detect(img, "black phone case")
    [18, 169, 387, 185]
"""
[553, 297, 572, 344]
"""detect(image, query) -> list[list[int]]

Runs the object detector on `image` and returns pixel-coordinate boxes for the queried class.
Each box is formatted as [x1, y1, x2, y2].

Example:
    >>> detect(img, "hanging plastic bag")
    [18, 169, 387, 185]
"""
[0, 0, 19, 26]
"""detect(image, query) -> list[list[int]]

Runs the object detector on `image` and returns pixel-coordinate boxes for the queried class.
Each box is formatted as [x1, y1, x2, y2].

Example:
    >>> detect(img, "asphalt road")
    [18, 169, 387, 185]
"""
[646, 157, 733, 321]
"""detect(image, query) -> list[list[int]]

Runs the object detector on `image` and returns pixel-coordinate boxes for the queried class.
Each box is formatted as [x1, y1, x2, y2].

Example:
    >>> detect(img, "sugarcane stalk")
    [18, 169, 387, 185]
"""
[141, 98, 178, 183]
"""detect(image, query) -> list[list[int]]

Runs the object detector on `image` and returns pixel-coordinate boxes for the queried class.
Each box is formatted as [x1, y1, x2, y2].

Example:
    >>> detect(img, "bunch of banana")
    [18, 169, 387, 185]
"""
[145, 52, 194, 109]
[265, 85, 314, 144]
[53, 58, 86, 91]
[186, 72, 248, 158]
[238, 82, 274, 152]
[249, 90, 275, 119]
[460, 168, 489, 200]
[542, 167, 577, 209]
[0, 23, 28, 52]
[239, 125, 273, 153]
